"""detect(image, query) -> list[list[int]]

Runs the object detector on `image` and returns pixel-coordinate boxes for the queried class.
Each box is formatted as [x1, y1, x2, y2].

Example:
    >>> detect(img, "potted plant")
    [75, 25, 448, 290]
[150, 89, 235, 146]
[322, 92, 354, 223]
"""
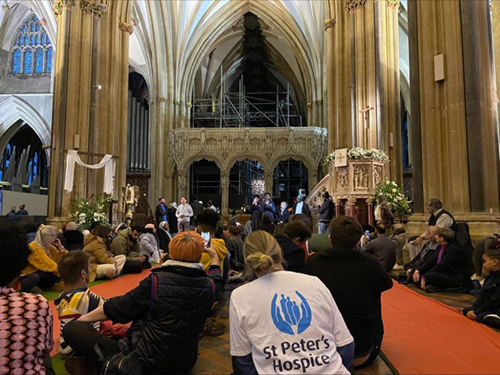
[70, 194, 111, 231]
[372, 180, 412, 222]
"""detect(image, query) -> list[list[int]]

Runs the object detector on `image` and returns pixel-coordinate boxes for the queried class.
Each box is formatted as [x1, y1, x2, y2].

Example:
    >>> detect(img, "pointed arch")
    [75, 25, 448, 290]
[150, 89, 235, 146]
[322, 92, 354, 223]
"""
[0, 96, 51, 162]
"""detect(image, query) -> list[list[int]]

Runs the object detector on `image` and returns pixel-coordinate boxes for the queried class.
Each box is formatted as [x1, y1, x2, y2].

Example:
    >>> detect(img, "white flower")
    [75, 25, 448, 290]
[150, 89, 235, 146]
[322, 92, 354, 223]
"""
[392, 189, 396, 193]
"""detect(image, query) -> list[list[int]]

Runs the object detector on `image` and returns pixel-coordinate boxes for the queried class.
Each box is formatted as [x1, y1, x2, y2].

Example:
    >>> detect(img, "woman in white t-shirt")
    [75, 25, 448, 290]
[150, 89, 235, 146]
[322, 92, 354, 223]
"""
[230, 231, 354, 374]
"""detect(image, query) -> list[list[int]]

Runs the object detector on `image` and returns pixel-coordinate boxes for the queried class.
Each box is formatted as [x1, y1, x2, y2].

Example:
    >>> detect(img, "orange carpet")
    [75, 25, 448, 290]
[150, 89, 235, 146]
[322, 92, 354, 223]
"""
[382, 281, 500, 374]
[50, 268, 153, 356]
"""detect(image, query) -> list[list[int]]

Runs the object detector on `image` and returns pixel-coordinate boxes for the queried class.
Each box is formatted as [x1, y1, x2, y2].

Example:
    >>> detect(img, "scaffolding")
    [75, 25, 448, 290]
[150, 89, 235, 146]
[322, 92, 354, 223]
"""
[191, 75, 303, 128]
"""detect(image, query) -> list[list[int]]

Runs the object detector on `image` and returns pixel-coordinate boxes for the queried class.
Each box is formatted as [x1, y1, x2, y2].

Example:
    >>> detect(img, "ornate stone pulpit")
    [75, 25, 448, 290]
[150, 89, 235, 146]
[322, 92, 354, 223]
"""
[328, 159, 387, 226]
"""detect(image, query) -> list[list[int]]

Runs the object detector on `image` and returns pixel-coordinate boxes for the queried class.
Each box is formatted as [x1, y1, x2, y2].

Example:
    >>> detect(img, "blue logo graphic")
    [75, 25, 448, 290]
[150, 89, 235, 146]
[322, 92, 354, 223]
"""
[271, 291, 312, 335]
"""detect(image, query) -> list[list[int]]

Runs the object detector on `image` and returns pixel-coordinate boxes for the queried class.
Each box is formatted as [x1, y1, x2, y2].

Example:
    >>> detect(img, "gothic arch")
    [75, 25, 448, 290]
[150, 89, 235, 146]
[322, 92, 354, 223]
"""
[180, 153, 223, 173]
[0, 96, 51, 162]
[224, 154, 269, 174]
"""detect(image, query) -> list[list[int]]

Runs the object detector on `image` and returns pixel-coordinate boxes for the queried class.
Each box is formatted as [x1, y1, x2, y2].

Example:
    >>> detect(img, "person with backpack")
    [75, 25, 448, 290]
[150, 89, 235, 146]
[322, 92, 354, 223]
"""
[63, 231, 224, 374]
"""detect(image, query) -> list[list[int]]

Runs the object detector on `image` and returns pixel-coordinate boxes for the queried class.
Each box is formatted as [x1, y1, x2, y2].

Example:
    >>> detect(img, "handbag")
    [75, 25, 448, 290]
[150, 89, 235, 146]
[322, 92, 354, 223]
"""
[94, 341, 142, 375]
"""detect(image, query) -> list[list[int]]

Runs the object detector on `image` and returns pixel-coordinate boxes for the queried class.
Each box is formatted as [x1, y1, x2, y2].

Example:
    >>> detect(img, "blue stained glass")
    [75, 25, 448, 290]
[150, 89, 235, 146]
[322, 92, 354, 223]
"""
[35, 49, 44, 73]
[19, 35, 23, 46]
[24, 49, 33, 74]
[22, 26, 27, 33]
[45, 48, 52, 73]
[41, 33, 46, 45]
[34, 15, 38, 21]
[31, 22, 35, 32]
[36, 23, 40, 32]
[46, 36, 51, 45]
[12, 50, 21, 74]
[30, 35, 34, 46]
[24, 35, 29, 45]
[35, 35, 39, 45]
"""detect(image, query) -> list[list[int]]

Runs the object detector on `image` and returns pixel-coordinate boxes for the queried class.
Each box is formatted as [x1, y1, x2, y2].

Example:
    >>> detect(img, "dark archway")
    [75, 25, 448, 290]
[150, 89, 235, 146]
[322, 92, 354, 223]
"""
[272, 159, 308, 206]
[228, 159, 265, 210]
[0, 123, 48, 188]
[190, 160, 221, 209]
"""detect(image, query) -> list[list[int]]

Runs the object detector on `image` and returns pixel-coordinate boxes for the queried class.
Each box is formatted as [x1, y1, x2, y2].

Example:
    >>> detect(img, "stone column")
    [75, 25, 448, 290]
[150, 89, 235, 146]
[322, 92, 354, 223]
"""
[49, 0, 132, 225]
[177, 170, 187, 204]
[349, 0, 401, 179]
[221, 171, 229, 216]
[265, 171, 273, 197]
[366, 198, 374, 226]
[346, 196, 356, 218]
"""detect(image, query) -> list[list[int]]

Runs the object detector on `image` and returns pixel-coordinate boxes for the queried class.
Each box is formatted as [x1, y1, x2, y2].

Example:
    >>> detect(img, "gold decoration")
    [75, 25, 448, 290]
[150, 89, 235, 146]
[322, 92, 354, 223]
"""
[159, 97, 167, 103]
[2, 5, 10, 12]
[80, 0, 108, 18]
[323, 18, 336, 31]
[345, 0, 367, 13]
[53, 0, 76, 17]
[186, 102, 192, 109]
[119, 22, 134, 34]
[306, 102, 312, 108]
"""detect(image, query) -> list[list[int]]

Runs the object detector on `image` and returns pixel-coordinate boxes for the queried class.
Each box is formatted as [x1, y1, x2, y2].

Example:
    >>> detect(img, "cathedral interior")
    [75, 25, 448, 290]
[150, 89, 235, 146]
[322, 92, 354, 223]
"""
[0, 0, 500, 373]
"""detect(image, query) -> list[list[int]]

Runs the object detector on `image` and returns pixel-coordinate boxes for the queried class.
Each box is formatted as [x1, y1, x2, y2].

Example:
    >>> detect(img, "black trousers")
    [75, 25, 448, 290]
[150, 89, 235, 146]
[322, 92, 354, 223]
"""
[123, 259, 150, 274]
[425, 272, 461, 290]
[63, 321, 119, 366]
[19, 271, 59, 291]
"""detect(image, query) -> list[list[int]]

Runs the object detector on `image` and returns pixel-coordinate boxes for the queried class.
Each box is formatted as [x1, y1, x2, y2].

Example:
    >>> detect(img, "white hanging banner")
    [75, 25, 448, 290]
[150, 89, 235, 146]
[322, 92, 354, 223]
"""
[64, 150, 115, 194]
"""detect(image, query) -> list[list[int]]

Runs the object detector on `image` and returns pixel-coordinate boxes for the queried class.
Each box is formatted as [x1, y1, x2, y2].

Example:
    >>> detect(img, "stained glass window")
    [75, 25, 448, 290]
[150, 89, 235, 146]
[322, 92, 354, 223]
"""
[35, 49, 44, 73]
[12, 50, 21, 74]
[10, 14, 52, 76]
[24, 50, 33, 74]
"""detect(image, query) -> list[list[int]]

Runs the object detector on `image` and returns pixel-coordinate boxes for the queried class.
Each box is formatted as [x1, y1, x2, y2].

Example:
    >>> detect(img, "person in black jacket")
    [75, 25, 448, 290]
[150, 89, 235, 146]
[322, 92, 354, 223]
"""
[155, 197, 168, 227]
[274, 220, 311, 273]
[413, 227, 473, 293]
[190, 196, 204, 227]
[63, 231, 223, 374]
[249, 195, 262, 231]
[59, 221, 84, 251]
[317, 191, 335, 234]
[276, 201, 290, 224]
[306, 216, 393, 369]
[463, 242, 500, 328]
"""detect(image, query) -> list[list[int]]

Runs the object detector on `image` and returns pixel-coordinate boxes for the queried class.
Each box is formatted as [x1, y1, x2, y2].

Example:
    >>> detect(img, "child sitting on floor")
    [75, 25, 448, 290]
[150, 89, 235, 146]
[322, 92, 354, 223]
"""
[463, 242, 500, 328]
[55, 251, 105, 356]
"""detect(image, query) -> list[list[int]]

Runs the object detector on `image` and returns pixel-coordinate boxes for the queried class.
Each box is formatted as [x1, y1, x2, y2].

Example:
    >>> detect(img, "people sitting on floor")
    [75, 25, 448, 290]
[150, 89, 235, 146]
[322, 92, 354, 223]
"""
[110, 225, 151, 274]
[227, 224, 245, 268]
[19, 225, 67, 292]
[471, 216, 500, 280]
[0, 226, 55, 375]
[59, 221, 84, 251]
[139, 223, 161, 263]
[55, 251, 105, 357]
[463, 241, 500, 328]
[83, 225, 126, 281]
[413, 228, 473, 293]
[401, 226, 439, 282]
[360, 224, 397, 272]
[196, 209, 228, 274]
[411, 198, 456, 248]
[390, 224, 406, 266]
[230, 230, 354, 374]
[65, 231, 223, 374]
[306, 216, 393, 369]
[274, 220, 312, 273]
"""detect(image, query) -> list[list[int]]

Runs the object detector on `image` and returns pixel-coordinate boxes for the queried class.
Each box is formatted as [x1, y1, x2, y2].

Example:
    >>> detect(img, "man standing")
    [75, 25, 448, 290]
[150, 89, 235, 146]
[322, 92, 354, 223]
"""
[317, 191, 334, 234]
[260, 192, 276, 222]
[293, 194, 311, 217]
[411, 198, 456, 246]
[190, 196, 204, 227]
[360, 224, 397, 272]
[306, 217, 393, 369]
[277, 201, 290, 224]
[176, 197, 193, 233]
[155, 197, 168, 228]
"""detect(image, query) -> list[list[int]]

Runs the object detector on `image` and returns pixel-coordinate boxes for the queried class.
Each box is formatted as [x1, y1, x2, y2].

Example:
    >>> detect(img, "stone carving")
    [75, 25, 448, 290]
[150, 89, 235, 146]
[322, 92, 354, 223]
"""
[178, 175, 187, 190]
[80, 0, 108, 18]
[53, 0, 76, 16]
[337, 167, 349, 189]
[384, 0, 400, 10]
[119, 22, 134, 35]
[168, 127, 327, 177]
[345, 0, 367, 13]
[373, 166, 382, 187]
[324, 18, 336, 31]
[353, 166, 368, 190]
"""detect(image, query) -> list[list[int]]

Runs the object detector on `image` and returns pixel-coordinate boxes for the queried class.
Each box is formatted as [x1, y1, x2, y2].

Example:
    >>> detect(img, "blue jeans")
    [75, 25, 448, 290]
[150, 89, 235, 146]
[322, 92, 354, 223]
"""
[318, 221, 330, 234]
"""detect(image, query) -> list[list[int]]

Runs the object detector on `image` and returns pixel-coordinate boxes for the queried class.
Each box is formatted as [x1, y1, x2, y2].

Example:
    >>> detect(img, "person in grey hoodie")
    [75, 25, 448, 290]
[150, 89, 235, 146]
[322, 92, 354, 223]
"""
[139, 224, 161, 263]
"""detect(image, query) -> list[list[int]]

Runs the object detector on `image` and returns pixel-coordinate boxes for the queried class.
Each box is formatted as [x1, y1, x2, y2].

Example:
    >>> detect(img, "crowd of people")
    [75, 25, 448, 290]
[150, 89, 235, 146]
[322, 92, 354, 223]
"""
[0, 195, 499, 375]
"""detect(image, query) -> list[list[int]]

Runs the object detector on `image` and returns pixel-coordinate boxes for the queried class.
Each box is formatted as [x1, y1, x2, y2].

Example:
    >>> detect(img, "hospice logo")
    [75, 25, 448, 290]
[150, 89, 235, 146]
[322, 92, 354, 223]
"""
[271, 291, 312, 335]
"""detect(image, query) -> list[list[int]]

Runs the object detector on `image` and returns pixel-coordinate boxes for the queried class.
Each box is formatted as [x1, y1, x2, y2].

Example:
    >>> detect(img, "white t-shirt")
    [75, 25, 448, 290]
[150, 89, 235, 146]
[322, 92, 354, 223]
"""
[230, 271, 353, 374]
[295, 201, 304, 214]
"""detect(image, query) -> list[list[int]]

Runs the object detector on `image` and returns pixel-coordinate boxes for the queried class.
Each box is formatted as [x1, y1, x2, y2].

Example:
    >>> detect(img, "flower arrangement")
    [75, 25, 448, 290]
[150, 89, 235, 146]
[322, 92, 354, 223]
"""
[373, 180, 412, 218]
[323, 147, 389, 165]
[70, 194, 110, 231]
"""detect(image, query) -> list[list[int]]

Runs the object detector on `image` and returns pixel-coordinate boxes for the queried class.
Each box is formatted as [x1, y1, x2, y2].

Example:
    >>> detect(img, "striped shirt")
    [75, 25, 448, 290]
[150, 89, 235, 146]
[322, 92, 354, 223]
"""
[54, 287, 104, 356]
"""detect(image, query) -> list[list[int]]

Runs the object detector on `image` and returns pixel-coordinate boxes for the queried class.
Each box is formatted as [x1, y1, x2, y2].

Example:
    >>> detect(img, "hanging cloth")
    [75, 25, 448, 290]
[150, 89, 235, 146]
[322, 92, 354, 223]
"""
[64, 150, 115, 194]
